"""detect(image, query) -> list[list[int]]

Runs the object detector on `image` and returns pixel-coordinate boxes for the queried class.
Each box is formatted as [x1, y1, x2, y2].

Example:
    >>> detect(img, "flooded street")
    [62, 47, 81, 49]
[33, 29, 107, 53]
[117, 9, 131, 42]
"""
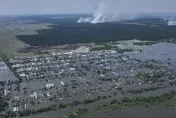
[1, 41, 176, 118]
[0, 62, 17, 81]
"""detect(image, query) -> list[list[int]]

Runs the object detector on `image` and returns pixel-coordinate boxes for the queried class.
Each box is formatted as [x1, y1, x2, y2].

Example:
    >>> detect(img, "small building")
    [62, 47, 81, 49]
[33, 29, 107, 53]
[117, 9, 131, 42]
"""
[13, 107, 19, 112]
[30, 92, 38, 99]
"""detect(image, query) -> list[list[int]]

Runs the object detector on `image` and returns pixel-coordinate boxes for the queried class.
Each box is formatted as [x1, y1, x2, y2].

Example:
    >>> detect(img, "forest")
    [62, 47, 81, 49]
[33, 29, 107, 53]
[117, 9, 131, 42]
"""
[16, 17, 176, 46]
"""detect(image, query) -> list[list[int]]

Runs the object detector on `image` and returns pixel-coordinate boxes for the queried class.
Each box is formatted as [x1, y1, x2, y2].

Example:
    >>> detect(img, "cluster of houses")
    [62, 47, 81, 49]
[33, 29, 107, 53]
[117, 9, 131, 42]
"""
[0, 49, 174, 113]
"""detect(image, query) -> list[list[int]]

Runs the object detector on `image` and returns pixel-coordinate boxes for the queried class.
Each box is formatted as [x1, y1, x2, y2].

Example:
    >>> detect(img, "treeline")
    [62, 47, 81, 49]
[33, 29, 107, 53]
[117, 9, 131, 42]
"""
[2, 91, 176, 117]
[16, 19, 176, 46]
[90, 44, 133, 53]
[90, 44, 117, 51]
[121, 91, 176, 106]
[127, 86, 167, 94]
[133, 41, 157, 46]
[100, 91, 176, 109]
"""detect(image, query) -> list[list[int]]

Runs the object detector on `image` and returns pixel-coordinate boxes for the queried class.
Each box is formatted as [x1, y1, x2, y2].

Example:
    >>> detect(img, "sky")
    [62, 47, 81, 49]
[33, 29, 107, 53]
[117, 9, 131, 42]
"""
[0, 0, 97, 15]
[0, 0, 176, 15]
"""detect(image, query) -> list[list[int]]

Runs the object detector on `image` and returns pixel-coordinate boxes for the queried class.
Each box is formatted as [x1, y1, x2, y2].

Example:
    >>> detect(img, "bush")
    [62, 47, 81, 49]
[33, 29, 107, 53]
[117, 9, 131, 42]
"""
[110, 99, 118, 104]
[83, 99, 95, 104]
[0, 101, 8, 112]
[19, 109, 31, 117]
[122, 97, 130, 103]
[71, 101, 81, 106]
[58, 104, 66, 108]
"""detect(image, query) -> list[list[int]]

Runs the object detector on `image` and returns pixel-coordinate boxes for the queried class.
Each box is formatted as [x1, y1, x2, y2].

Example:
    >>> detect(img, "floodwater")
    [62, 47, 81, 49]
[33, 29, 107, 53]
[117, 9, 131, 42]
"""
[127, 42, 176, 72]
[24, 105, 176, 118]
[0, 62, 17, 81]
[18, 42, 176, 118]
[171, 59, 176, 73]
[86, 106, 176, 118]
[136, 43, 176, 60]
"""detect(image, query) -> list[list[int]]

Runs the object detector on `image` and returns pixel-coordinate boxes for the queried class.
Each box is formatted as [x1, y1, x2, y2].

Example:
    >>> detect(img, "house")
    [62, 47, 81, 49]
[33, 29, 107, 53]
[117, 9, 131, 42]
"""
[46, 83, 54, 89]
[61, 81, 65, 86]
[169, 79, 176, 84]
[13, 107, 19, 112]
[4, 90, 10, 96]
[30, 92, 38, 99]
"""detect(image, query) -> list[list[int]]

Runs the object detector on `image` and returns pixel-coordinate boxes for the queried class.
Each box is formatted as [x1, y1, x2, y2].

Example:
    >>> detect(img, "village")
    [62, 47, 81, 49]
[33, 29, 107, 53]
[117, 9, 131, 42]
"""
[0, 42, 175, 117]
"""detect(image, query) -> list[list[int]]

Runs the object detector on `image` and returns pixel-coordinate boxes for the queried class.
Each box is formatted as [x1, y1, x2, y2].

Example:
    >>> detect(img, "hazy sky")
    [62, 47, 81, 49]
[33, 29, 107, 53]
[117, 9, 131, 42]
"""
[0, 0, 176, 15]
[0, 0, 97, 15]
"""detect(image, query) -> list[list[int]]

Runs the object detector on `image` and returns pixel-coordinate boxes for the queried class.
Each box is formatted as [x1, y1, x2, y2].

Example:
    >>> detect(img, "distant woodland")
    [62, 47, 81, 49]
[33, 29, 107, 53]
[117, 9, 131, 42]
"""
[16, 18, 176, 45]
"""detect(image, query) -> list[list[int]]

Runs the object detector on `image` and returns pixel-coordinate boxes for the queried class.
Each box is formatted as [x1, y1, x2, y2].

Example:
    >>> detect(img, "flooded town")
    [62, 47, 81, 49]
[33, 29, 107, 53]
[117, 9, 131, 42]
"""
[0, 40, 176, 118]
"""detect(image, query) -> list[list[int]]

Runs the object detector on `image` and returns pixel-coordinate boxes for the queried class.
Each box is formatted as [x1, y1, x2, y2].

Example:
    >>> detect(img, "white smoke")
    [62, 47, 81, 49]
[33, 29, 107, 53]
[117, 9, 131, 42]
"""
[77, 17, 92, 23]
[168, 19, 176, 26]
[168, 21, 176, 26]
[164, 18, 176, 26]
[77, 2, 137, 24]
[77, 0, 176, 24]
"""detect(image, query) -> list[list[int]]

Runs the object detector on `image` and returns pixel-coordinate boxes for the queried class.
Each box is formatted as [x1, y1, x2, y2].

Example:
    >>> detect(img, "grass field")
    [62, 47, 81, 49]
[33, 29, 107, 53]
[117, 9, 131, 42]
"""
[0, 19, 51, 58]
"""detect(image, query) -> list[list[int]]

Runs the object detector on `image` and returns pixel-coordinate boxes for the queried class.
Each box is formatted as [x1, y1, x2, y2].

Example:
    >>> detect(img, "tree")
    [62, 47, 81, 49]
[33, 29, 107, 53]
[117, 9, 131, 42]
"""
[122, 97, 130, 103]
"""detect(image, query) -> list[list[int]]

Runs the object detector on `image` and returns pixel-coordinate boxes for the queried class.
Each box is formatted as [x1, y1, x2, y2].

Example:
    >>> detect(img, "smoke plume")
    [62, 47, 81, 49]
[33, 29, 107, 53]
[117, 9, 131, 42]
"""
[77, 2, 137, 24]
[163, 17, 176, 26]
[167, 19, 176, 26]
[77, 0, 176, 24]
[168, 20, 176, 26]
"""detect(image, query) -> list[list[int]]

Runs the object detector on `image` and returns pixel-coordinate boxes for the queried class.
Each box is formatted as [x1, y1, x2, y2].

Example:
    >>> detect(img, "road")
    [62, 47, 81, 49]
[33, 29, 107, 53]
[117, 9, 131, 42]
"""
[0, 53, 21, 81]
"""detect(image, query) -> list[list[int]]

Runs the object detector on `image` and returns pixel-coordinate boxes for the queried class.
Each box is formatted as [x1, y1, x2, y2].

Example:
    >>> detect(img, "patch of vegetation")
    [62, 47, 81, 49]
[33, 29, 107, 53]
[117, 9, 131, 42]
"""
[0, 102, 8, 113]
[168, 58, 171, 60]
[71, 101, 81, 106]
[115, 48, 133, 53]
[0, 94, 9, 114]
[133, 41, 157, 46]
[143, 63, 159, 69]
[83, 99, 96, 104]
[108, 41, 120, 45]
[19, 104, 58, 117]
[162, 101, 175, 108]
[136, 72, 165, 83]
[140, 61, 159, 69]
[136, 73, 151, 79]
[127, 86, 167, 94]
[122, 91, 176, 106]
[98, 91, 176, 110]
[64, 108, 88, 118]
[99, 77, 113, 82]
[90, 44, 117, 51]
